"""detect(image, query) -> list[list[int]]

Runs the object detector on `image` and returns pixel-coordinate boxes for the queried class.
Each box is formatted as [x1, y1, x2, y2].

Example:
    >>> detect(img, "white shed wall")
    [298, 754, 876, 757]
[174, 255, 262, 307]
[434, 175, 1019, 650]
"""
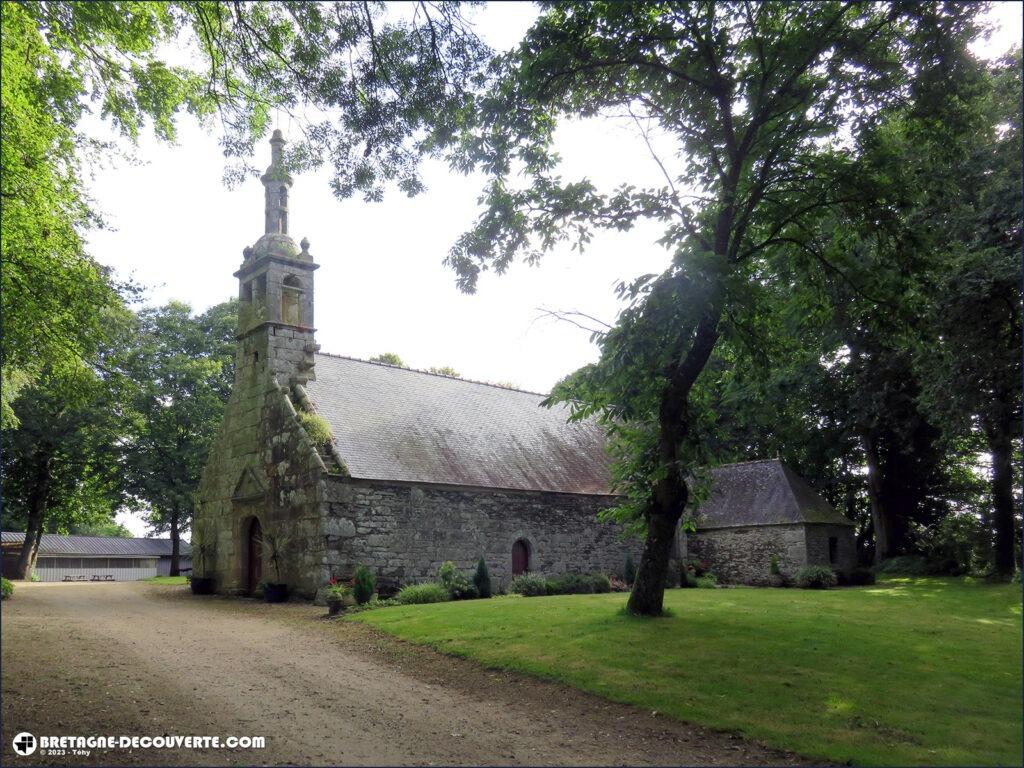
[33, 557, 158, 582]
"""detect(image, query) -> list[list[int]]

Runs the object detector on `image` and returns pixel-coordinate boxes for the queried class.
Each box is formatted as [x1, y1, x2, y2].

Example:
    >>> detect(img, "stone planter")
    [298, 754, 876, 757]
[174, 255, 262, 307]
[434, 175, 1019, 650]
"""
[190, 576, 216, 595]
[264, 583, 289, 603]
[326, 598, 345, 616]
[768, 574, 784, 588]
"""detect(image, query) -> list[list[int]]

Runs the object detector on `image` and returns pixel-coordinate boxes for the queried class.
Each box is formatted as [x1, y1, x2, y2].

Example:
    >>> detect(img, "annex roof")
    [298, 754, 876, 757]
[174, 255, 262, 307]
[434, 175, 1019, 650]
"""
[0, 532, 191, 558]
[694, 459, 854, 529]
[304, 353, 614, 495]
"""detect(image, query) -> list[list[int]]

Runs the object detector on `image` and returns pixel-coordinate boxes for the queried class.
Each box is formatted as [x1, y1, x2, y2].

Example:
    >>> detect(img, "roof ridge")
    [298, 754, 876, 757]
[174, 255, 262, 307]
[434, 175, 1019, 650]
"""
[314, 350, 550, 397]
[1, 531, 170, 542]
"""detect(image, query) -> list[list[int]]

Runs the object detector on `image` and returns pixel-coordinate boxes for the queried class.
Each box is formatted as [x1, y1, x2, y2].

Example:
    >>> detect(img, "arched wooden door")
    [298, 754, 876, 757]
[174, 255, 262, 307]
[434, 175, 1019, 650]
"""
[512, 539, 529, 576]
[246, 518, 263, 594]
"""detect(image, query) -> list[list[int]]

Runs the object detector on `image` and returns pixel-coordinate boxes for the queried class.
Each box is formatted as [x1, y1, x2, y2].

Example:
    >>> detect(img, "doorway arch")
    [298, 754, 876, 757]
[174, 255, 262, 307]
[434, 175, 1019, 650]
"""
[511, 538, 530, 576]
[245, 517, 263, 595]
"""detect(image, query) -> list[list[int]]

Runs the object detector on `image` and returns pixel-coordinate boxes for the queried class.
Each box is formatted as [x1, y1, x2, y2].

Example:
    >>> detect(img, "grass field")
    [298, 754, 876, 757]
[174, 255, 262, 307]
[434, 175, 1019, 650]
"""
[142, 575, 188, 585]
[354, 578, 1022, 766]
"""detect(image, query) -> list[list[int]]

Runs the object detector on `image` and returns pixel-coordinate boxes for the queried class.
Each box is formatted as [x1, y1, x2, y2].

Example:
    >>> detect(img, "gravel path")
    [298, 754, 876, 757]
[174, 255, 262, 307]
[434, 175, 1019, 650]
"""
[2, 582, 803, 766]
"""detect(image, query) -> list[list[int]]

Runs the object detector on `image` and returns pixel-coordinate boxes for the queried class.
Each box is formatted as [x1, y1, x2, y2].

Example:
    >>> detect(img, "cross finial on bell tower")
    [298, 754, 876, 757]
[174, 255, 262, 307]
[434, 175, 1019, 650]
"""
[262, 129, 292, 235]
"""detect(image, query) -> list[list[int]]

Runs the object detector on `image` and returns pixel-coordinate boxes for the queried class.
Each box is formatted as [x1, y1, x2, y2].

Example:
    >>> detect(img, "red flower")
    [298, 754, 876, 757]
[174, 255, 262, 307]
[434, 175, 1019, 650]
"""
[329, 577, 337, 586]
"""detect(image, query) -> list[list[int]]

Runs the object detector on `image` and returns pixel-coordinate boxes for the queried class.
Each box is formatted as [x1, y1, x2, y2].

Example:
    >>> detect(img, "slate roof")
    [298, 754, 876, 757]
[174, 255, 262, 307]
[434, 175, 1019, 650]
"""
[694, 459, 854, 529]
[0, 532, 191, 557]
[301, 356, 853, 528]
[304, 353, 614, 495]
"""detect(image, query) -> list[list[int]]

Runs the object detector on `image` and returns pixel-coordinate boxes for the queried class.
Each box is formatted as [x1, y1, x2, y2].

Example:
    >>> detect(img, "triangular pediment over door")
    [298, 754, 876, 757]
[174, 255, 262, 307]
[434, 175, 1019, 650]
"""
[232, 466, 267, 502]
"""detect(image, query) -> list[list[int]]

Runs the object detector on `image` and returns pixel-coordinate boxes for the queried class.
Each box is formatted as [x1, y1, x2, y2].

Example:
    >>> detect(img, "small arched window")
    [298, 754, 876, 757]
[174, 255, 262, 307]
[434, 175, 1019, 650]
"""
[512, 539, 530, 576]
[281, 274, 302, 325]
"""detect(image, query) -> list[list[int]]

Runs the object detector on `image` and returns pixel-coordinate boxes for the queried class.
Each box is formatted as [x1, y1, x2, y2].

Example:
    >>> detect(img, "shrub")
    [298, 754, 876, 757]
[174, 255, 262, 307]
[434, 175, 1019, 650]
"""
[546, 573, 586, 595]
[1013, 569, 1021, 584]
[546, 572, 611, 595]
[1, 577, 12, 600]
[679, 567, 697, 588]
[396, 582, 450, 605]
[623, 553, 636, 585]
[696, 573, 718, 589]
[796, 565, 838, 589]
[846, 567, 876, 586]
[769, 554, 781, 576]
[297, 410, 333, 446]
[438, 561, 477, 600]
[353, 565, 376, 604]
[473, 557, 492, 598]
[590, 573, 612, 593]
[509, 573, 548, 596]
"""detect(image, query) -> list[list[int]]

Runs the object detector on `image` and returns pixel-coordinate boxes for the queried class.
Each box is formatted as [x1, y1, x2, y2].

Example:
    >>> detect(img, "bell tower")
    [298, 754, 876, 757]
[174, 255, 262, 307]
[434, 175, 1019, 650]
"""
[234, 129, 319, 385]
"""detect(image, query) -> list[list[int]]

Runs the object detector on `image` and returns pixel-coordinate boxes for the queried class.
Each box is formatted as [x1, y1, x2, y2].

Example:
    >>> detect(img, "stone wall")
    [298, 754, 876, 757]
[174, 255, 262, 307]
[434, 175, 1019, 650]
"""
[805, 523, 856, 574]
[322, 477, 640, 592]
[687, 524, 808, 585]
[194, 338, 328, 597]
[688, 523, 857, 585]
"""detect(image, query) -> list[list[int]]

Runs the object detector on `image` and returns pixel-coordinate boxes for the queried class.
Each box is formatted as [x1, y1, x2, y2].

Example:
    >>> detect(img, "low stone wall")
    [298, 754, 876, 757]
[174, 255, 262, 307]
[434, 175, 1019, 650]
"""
[322, 477, 639, 592]
[687, 524, 808, 585]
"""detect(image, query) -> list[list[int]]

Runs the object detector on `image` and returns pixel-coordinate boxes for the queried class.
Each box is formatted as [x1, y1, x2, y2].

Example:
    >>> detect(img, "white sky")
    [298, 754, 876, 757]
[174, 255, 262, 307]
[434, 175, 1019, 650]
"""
[106, 2, 1020, 537]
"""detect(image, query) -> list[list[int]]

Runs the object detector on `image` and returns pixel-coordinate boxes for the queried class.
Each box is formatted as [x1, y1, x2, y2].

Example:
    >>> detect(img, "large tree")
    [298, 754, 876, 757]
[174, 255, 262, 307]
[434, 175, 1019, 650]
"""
[2, 0, 487, 426]
[444, 2, 986, 614]
[123, 300, 237, 575]
[1, 309, 137, 578]
[915, 52, 1022, 577]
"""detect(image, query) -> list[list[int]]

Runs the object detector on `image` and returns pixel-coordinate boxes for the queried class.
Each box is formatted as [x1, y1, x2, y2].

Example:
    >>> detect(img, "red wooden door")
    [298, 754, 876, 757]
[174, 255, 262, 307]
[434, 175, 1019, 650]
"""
[247, 518, 263, 594]
[512, 540, 529, 575]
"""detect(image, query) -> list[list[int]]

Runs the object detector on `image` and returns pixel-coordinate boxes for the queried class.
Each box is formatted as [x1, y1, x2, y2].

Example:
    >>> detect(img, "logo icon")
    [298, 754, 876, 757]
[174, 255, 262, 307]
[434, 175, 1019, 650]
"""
[12, 732, 37, 756]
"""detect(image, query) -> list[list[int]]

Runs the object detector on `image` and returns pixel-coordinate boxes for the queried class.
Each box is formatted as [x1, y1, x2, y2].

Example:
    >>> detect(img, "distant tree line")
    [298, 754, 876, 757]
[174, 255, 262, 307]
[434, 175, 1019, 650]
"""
[2, 300, 237, 578]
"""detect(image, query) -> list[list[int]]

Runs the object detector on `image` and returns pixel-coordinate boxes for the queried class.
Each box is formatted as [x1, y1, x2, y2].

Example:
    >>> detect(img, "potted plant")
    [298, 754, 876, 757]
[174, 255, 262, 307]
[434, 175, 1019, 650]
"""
[257, 531, 290, 603]
[325, 578, 355, 616]
[189, 523, 216, 595]
[768, 554, 784, 587]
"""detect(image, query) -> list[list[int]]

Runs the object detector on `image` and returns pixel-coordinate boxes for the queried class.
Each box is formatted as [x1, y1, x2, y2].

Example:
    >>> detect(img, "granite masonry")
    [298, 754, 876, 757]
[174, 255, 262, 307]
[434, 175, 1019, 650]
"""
[684, 460, 857, 584]
[194, 133, 855, 599]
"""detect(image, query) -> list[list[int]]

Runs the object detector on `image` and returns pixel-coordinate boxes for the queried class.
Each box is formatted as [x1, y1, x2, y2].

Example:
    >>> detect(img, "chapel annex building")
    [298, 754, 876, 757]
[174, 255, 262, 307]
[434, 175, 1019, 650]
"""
[194, 133, 854, 597]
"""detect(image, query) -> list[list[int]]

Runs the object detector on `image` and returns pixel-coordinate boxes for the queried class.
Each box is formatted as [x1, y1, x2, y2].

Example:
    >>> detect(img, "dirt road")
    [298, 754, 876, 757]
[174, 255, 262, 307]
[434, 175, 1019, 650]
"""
[2, 583, 800, 766]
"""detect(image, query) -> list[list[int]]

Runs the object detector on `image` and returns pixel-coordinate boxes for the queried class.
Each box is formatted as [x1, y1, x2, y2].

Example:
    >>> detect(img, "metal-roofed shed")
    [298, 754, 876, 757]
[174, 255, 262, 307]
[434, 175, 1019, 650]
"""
[1, 533, 192, 581]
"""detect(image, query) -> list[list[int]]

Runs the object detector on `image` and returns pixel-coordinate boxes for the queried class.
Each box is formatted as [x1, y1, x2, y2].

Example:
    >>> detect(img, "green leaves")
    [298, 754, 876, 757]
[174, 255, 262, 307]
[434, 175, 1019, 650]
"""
[121, 300, 238, 534]
[2, 1, 493, 427]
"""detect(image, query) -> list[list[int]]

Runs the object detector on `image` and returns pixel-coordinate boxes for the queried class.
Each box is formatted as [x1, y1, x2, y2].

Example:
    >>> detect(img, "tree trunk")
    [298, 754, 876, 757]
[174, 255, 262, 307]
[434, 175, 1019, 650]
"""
[15, 450, 52, 579]
[986, 415, 1018, 578]
[169, 505, 181, 577]
[627, 300, 723, 616]
[628, 508, 685, 614]
[860, 428, 892, 566]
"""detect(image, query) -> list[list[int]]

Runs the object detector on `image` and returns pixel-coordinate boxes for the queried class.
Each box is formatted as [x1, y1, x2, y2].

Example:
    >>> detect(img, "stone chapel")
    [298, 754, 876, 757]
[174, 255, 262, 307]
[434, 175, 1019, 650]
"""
[194, 132, 855, 597]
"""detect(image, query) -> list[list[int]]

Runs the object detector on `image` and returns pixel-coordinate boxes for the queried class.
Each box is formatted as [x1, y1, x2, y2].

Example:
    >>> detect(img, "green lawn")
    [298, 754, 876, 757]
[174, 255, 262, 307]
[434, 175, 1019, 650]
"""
[142, 575, 188, 585]
[353, 578, 1022, 766]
